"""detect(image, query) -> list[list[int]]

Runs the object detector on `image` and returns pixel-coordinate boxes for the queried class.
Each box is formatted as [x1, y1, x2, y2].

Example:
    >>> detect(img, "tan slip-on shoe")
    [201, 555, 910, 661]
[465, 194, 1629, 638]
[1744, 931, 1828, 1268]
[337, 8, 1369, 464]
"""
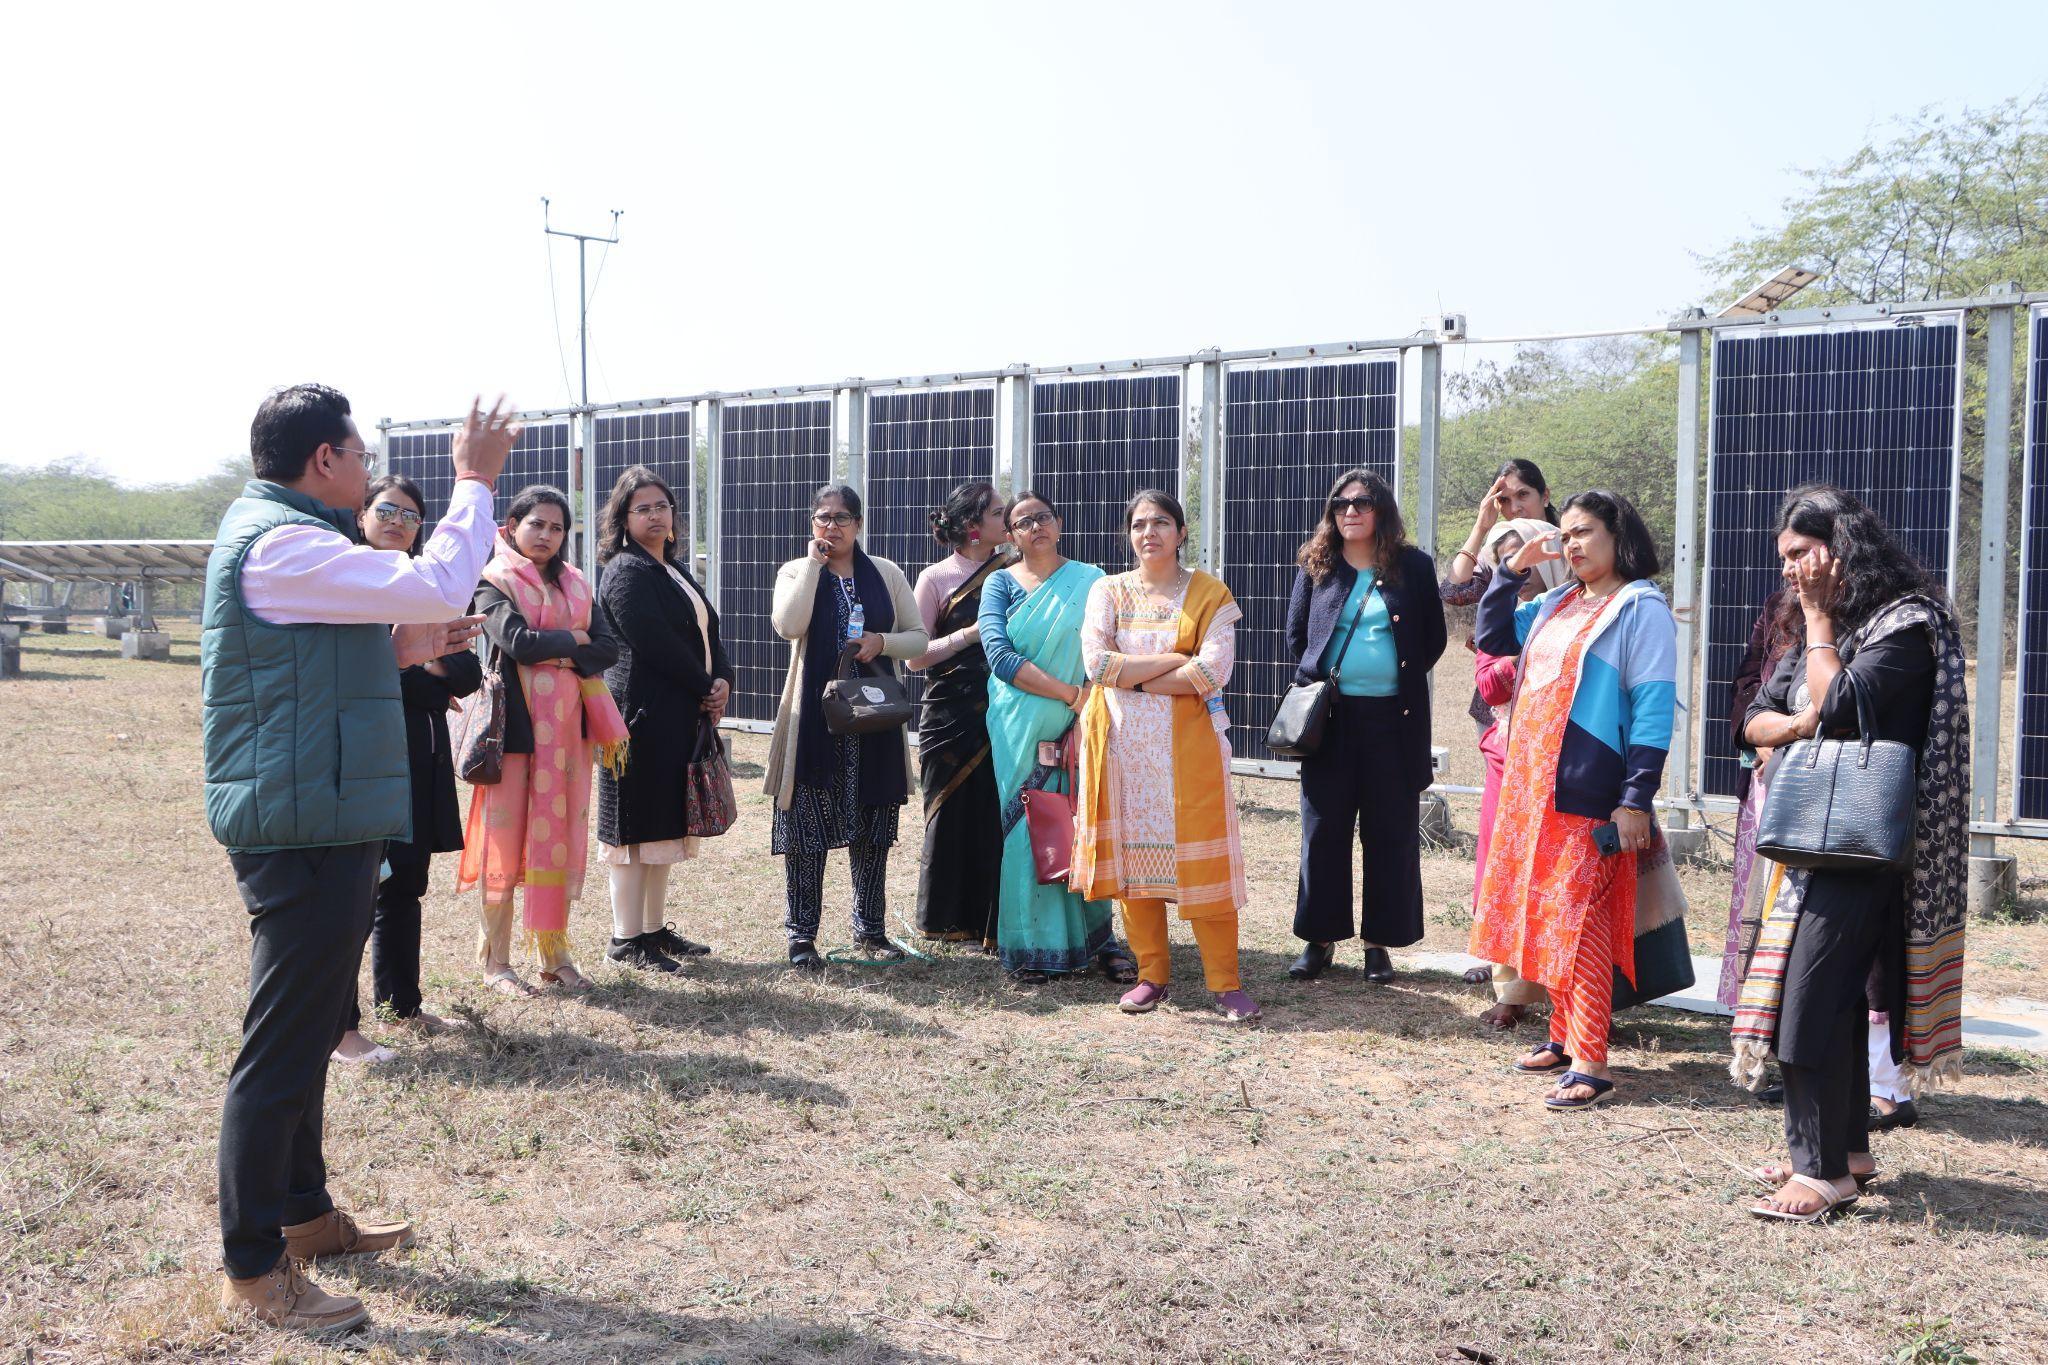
[283, 1209, 415, 1260]
[220, 1254, 368, 1333]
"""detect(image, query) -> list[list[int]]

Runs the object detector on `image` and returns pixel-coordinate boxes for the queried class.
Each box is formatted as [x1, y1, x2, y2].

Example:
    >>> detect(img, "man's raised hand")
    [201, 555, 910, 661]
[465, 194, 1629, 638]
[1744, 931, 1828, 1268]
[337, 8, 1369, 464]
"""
[451, 395, 522, 486]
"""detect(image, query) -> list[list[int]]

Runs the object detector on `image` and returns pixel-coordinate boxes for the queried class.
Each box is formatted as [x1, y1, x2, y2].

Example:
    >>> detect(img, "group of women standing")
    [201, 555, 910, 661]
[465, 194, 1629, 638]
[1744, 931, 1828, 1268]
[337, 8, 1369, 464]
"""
[331, 453, 1973, 1227]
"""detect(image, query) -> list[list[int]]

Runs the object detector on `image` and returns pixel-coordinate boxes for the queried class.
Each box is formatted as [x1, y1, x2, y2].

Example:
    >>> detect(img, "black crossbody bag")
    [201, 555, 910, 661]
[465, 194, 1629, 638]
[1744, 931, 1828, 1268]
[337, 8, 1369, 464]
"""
[1266, 582, 1374, 759]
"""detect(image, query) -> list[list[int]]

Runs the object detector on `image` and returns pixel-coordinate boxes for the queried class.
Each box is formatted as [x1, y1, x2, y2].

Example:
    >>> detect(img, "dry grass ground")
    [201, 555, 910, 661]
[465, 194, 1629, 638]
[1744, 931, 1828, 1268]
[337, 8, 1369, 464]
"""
[3, 623, 2046, 1364]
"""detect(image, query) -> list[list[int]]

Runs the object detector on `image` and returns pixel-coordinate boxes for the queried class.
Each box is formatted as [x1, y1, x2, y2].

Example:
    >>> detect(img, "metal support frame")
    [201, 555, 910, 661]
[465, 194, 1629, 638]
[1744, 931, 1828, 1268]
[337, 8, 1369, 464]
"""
[1414, 343, 1441, 573]
[1667, 318, 1705, 824]
[1975, 289, 2018, 846]
[702, 399, 725, 608]
[837, 383, 867, 501]
[1001, 370, 1032, 495]
[1195, 353, 1224, 573]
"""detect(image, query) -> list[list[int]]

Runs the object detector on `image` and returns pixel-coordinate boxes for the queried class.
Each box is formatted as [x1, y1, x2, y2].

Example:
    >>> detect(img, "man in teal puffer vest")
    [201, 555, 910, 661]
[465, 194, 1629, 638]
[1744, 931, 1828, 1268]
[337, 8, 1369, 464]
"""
[204, 385, 519, 1333]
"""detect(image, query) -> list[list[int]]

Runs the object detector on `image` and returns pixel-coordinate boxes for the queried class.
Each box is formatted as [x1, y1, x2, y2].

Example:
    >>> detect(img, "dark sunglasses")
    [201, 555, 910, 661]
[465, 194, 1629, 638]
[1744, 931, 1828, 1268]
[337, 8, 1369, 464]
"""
[1330, 495, 1378, 515]
[370, 503, 422, 527]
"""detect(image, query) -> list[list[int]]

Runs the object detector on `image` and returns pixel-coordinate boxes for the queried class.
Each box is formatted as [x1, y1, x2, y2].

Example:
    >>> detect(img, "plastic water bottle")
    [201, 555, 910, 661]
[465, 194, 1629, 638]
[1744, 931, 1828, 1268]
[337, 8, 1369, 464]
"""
[848, 600, 865, 644]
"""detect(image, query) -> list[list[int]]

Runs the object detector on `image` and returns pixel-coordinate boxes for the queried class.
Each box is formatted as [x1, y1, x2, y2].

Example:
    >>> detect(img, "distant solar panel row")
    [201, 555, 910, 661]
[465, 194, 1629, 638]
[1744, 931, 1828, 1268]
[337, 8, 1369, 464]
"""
[718, 398, 834, 725]
[1219, 357, 1402, 764]
[2014, 306, 2048, 818]
[1699, 317, 1961, 797]
[1028, 374, 1181, 576]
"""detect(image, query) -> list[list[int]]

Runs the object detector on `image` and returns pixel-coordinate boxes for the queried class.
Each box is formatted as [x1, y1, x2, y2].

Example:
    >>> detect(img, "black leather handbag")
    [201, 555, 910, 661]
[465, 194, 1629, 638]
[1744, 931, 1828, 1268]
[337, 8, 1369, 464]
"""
[1755, 668, 1917, 873]
[1266, 584, 1373, 759]
[822, 641, 914, 736]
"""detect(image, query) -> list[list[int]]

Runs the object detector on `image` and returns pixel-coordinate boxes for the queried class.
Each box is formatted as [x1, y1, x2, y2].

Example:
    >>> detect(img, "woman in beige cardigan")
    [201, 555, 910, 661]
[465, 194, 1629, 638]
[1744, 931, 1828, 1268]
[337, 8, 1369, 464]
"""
[765, 484, 929, 968]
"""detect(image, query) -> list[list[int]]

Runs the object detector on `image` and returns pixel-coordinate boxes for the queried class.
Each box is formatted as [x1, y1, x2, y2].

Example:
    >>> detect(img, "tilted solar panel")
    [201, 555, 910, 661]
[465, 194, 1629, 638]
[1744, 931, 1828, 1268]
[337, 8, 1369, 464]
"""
[718, 398, 835, 725]
[1701, 316, 1961, 796]
[1217, 356, 1402, 764]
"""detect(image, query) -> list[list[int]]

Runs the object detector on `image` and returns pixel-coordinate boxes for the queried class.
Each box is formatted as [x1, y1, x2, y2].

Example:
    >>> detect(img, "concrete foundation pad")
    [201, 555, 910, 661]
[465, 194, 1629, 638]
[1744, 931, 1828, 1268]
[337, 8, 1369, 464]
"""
[94, 615, 133, 638]
[120, 630, 171, 661]
[1664, 825, 1711, 862]
[1969, 855, 2019, 919]
[40, 618, 69, 635]
[0, 627, 18, 679]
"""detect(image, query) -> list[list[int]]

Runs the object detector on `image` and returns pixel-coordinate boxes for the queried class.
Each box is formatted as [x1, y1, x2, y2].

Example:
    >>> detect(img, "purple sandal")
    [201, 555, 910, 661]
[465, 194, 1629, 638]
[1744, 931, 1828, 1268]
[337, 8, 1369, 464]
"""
[1118, 981, 1168, 1014]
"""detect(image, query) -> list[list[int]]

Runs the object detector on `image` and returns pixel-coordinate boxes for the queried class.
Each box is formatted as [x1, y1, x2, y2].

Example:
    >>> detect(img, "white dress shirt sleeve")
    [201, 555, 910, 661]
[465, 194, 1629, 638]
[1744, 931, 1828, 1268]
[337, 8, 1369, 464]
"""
[241, 478, 498, 626]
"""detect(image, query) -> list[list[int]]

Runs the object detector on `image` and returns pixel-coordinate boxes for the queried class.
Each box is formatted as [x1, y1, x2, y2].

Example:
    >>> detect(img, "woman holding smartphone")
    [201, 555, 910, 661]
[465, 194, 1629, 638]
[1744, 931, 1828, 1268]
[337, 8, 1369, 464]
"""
[1469, 492, 1678, 1111]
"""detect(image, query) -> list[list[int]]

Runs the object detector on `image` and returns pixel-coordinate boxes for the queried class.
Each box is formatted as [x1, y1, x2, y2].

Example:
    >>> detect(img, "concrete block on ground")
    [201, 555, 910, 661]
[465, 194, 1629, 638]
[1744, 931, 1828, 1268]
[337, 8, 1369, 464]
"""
[1664, 825, 1711, 863]
[120, 630, 171, 661]
[95, 615, 133, 638]
[0, 627, 18, 679]
[1969, 855, 2019, 920]
[40, 617, 69, 635]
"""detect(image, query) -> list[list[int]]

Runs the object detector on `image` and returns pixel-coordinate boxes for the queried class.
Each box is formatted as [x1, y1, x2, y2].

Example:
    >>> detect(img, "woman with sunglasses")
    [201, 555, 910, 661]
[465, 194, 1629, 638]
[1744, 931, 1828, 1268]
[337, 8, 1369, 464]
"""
[1284, 471, 1447, 986]
[764, 485, 928, 969]
[330, 475, 482, 1064]
[593, 465, 734, 974]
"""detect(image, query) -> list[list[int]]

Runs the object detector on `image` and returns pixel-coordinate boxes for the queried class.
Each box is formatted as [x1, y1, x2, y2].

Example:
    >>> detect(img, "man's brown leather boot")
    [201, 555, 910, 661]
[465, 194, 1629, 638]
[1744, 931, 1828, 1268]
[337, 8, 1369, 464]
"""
[219, 1254, 368, 1332]
[283, 1209, 415, 1260]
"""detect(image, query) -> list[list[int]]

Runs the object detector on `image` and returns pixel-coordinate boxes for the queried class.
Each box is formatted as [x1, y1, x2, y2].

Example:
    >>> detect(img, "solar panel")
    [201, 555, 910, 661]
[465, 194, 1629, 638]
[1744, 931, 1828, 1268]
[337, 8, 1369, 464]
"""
[2014, 305, 2048, 818]
[500, 420, 575, 505]
[1701, 316, 1962, 796]
[594, 407, 696, 586]
[384, 429, 456, 533]
[1027, 373, 1183, 576]
[1217, 356, 1402, 764]
[864, 384, 999, 715]
[717, 397, 835, 724]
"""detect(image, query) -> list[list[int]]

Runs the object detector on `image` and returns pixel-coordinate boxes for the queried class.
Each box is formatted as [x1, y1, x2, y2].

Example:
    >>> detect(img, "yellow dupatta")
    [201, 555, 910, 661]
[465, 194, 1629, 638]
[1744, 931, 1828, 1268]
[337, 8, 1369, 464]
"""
[1070, 571, 1244, 916]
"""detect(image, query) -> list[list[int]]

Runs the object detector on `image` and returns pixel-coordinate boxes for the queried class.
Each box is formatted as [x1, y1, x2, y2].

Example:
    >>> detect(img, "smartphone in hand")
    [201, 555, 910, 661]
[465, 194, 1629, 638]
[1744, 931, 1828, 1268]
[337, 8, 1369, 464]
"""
[1592, 821, 1623, 857]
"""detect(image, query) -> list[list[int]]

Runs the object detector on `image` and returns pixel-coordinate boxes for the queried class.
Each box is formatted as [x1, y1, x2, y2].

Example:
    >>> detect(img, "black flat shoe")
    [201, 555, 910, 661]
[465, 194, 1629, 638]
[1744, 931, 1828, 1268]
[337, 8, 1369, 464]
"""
[1363, 946, 1395, 984]
[787, 940, 826, 971]
[647, 923, 712, 957]
[1288, 941, 1335, 981]
[854, 935, 907, 962]
[1754, 1083, 1786, 1107]
[607, 936, 681, 974]
[1869, 1099, 1919, 1131]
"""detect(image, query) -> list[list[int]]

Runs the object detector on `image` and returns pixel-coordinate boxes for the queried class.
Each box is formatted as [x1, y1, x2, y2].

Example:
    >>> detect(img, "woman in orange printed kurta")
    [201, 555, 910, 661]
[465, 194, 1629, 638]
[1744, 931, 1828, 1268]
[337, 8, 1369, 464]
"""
[1071, 490, 1256, 1022]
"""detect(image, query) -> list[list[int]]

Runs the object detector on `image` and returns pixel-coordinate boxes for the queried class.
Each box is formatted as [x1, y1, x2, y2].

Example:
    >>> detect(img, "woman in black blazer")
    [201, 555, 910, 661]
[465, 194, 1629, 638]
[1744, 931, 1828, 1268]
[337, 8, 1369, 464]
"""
[594, 465, 736, 972]
[1283, 470, 1447, 985]
[337, 475, 483, 1064]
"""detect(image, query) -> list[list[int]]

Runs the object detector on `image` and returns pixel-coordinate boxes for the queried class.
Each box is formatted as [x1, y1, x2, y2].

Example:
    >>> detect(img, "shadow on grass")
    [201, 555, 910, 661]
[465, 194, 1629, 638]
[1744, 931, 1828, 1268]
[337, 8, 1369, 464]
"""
[333, 1260, 970, 1363]
[6, 667, 110, 681]
[591, 967, 960, 1043]
[397, 1033, 851, 1107]
[1870, 1172, 2048, 1237]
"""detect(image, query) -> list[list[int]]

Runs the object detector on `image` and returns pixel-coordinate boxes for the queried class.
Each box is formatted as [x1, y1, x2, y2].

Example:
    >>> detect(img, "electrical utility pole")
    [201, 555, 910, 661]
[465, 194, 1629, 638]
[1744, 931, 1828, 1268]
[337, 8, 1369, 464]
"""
[541, 198, 623, 408]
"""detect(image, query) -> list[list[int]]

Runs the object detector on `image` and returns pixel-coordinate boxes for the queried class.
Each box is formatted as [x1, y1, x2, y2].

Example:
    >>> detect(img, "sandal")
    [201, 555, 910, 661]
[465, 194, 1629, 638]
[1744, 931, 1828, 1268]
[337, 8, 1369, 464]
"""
[1513, 1042, 1572, 1075]
[1751, 1173, 1859, 1223]
[540, 966, 593, 995]
[1752, 1162, 1880, 1192]
[484, 968, 537, 998]
[1213, 989, 1261, 1022]
[1097, 946, 1140, 984]
[1011, 969, 1052, 986]
[1543, 1072, 1615, 1111]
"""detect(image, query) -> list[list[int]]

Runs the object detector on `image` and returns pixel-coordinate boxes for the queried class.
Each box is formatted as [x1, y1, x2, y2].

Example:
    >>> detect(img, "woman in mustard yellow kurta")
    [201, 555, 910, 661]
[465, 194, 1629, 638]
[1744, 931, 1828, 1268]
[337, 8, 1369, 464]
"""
[1071, 490, 1255, 1022]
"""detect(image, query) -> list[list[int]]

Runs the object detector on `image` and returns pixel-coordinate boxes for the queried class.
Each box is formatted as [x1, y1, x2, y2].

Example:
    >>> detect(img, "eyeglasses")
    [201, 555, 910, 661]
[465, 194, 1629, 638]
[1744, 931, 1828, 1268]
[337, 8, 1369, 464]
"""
[1330, 496, 1377, 515]
[811, 512, 858, 528]
[630, 500, 673, 517]
[370, 503, 423, 528]
[333, 444, 378, 472]
[1010, 511, 1057, 532]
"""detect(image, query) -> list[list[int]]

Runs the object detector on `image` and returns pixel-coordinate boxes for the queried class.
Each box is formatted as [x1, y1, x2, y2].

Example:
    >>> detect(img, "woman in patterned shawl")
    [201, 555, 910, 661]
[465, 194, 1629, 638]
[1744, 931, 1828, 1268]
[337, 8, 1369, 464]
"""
[1736, 485, 1968, 1223]
[1071, 489, 1257, 1022]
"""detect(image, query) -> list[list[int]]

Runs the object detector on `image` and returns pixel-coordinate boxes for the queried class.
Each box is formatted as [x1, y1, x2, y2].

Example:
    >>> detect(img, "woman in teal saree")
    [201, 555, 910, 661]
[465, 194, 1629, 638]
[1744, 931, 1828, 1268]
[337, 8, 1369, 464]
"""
[978, 492, 1134, 984]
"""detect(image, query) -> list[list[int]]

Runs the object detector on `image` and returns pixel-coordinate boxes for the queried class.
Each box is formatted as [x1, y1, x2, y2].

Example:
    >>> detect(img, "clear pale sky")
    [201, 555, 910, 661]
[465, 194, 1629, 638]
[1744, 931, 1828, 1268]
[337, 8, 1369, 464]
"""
[5, 1, 2043, 485]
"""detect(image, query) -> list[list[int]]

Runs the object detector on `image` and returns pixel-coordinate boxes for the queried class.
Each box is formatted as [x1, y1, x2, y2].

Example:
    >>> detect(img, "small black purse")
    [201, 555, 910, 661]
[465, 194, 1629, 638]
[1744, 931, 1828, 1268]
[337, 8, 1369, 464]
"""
[1266, 583, 1373, 759]
[1755, 667, 1917, 872]
[822, 641, 914, 736]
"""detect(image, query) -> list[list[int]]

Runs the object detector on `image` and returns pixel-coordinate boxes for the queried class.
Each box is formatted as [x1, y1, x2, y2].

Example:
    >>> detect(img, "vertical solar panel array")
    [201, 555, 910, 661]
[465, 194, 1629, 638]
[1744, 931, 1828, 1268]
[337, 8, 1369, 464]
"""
[1701, 317, 1961, 796]
[500, 421, 575, 503]
[1218, 356, 1401, 764]
[2015, 306, 2048, 818]
[594, 408, 696, 581]
[864, 385, 998, 715]
[1028, 374, 1183, 574]
[718, 397, 835, 724]
[383, 429, 456, 532]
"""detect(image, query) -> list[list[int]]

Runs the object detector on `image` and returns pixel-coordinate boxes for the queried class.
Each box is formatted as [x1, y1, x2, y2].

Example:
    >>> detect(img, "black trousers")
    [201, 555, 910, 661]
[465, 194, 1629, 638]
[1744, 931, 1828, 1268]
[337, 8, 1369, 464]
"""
[345, 843, 431, 1030]
[1779, 869, 1893, 1181]
[1293, 694, 1424, 947]
[219, 841, 381, 1278]
[784, 840, 889, 943]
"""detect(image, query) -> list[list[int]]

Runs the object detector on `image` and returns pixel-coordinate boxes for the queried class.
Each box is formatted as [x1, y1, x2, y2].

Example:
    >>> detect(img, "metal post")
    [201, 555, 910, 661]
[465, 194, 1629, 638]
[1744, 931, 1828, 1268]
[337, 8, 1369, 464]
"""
[1974, 291, 2019, 850]
[840, 384, 867, 508]
[1196, 353, 1223, 573]
[578, 413, 599, 579]
[1414, 344, 1442, 566]
[1668, 318, 1706, 826]
[1005, 371, 1033, 493]
[134, 578, 155, 631]
[703, 399, 725, 609]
